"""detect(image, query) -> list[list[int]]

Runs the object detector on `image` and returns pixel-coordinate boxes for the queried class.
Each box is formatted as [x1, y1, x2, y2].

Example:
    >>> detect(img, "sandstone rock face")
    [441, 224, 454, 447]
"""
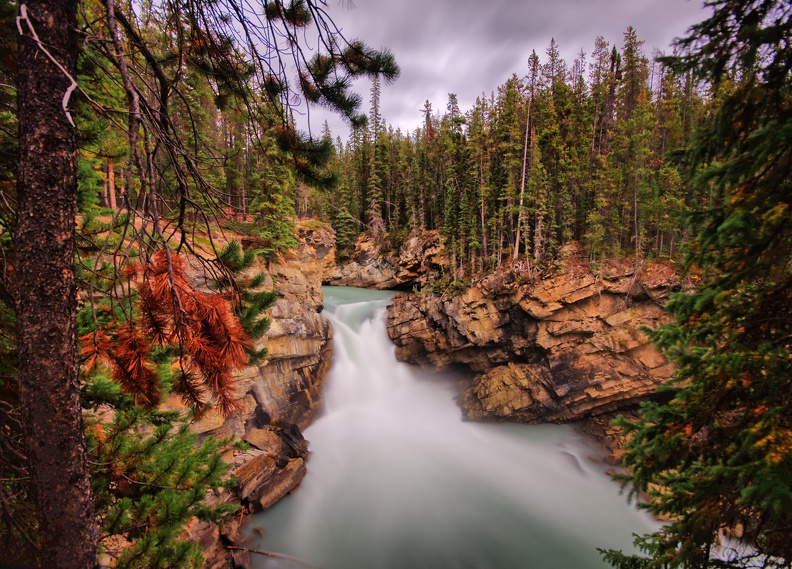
[386, 252, 678, 423]
[234, 454, 307, 511]
[183, 224, 334, 566]
[189, 224, 334, 444]
[233, 424, 308, 512]
[324, 230, 446, 289]
[250, 225, 334, 429]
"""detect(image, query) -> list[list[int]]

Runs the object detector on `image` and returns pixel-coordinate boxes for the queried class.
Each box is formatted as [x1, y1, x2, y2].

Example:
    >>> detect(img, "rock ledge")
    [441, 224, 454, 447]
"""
[386, 248, 679, 423]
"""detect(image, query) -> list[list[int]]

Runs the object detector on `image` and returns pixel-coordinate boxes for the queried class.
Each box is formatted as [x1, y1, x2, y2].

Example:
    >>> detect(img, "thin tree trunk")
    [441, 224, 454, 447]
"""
[101, 161, 109, 207]
[497, 230, 503, 268]
[223, 116, 233, 213]
[480, 175, 488, 261]
[419, 185, 426, 230]
[533, 214, 543, 262]
[633, 171, 641, 258]
[16, 1, 98, 567]
[513, 97, 532, 260]
[108, 156, 117, 210]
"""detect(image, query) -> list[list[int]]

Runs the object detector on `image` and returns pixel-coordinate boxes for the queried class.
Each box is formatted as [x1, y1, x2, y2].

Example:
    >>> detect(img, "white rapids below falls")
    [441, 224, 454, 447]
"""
[242, 286, 659, 569]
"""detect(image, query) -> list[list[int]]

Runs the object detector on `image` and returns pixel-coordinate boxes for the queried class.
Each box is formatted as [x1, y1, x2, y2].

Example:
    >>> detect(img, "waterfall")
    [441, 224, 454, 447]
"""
[243, 286, 658, 569]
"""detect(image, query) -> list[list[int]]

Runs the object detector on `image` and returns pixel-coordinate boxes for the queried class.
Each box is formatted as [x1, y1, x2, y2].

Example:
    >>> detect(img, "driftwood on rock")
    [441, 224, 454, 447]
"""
[226, 546, 326, 569]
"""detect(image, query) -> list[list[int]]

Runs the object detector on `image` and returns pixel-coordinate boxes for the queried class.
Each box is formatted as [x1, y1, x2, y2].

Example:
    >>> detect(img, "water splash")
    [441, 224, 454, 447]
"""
[244, 287, 658, 569]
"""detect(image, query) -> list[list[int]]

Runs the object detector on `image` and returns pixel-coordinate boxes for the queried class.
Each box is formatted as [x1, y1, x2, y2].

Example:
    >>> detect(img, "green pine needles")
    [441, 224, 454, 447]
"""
[73, 240, 275, 568]
[86, 407, 238, 569]
[603, 1, 792, 567]
[218, 240, 279, 363]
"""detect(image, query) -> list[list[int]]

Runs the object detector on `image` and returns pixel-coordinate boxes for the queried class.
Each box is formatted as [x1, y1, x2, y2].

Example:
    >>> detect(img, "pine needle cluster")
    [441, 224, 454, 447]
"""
[82, 248, 262, 416]
[73, 241, 276, 568]
[86, 407, 237, 569]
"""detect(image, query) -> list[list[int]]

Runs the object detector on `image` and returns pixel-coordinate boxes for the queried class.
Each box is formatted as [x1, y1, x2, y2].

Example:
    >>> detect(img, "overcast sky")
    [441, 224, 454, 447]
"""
[300, 0, 709, 141]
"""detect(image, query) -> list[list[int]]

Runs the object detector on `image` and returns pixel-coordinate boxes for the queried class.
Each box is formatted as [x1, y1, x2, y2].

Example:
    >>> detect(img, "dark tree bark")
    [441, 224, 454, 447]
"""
[16, 1, 98, 567]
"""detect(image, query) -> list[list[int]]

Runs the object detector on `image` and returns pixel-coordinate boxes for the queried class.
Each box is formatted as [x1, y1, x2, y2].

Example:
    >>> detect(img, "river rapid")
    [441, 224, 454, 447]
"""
[242, 286, 658, 569]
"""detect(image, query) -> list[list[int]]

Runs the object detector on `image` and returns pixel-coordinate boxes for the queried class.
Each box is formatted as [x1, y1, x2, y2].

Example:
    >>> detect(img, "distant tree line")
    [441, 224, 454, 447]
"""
[324, 28, 714, 272]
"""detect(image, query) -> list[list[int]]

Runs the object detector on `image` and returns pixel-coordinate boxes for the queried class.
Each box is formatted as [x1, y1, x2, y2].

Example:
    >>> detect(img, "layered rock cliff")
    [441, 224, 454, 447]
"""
[324, 230, 445, 289]
[386, 248, 679, 424]
[242, 224, 335, 431]
[184, 224, 336, 568]
[187, 224, 334, 441]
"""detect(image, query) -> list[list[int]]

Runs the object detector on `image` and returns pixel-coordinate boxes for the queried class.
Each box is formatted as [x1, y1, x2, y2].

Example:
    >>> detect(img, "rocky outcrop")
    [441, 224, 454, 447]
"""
[233, 425, 309, 512]
[324, 230, 445, 289]
[188, 223, 334, 444]
[184, 223, 335, 568]
[386, 248, 679, 424]
[243, 237, 333, 430]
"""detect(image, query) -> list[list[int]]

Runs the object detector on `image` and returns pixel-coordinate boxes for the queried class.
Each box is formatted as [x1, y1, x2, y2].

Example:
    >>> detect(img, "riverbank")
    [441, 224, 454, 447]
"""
[241, 288, 661, 569]
[195, 228, 680, 567]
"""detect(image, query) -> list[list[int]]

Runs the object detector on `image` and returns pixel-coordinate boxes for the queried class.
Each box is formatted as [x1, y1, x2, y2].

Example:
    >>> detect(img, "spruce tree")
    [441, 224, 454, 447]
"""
[367, 75, 386, 241]
[603, 1, 792, 567]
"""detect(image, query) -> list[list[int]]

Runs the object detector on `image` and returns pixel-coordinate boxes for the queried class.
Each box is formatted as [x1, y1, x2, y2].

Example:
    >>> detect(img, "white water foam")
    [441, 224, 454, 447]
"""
[243, 286, 659, 569]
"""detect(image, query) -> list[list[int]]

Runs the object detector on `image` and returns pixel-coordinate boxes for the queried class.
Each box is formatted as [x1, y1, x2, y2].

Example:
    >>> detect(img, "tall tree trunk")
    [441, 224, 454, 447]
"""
[101, 162, 109, 207]
[16, 2, 98, 567]
[480, 166, 488, 261]
[513, 98, 532, 260]
[533, 214, 543, 262]
[633, 170, 641, 258]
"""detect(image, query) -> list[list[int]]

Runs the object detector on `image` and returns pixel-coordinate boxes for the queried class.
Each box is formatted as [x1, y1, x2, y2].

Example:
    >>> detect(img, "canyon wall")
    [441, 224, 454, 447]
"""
[386, 248, 679, 424]
[185, 224, 336, 568]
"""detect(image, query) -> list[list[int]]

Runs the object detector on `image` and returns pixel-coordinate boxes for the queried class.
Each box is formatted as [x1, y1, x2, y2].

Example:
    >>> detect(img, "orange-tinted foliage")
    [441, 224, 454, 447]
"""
[80, 249, 252, 416]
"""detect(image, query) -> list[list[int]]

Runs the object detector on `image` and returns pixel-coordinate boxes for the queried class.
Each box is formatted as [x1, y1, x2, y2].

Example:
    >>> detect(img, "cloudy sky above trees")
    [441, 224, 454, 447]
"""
[301, 0, 708, 140]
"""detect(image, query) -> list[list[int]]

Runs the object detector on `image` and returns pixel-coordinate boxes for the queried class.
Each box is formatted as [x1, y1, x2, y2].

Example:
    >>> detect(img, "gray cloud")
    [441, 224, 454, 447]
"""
[303, 0, 708, 141]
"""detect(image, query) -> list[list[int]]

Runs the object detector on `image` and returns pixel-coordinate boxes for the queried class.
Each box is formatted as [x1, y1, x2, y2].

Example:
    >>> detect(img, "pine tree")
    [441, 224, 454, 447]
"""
[604, 2, 792, 567]
[15, 3, 99, 567]
[86, 407, 238, 569]
[75, 241, 274, 568]
[367, 75, 386, 241]
[327, 31, 706, 272]
[5, 1, 400, 565]
[513, 51, 540, 260]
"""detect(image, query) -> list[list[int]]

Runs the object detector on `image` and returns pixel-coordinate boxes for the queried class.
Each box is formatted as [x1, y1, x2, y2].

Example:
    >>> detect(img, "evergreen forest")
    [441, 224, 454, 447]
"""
[0, 0, 789, 568]
[323, 30, 711, 273]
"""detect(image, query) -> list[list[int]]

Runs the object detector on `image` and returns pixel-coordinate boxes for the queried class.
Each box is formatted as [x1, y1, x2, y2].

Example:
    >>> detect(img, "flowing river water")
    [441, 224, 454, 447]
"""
[243, 286, 659, 569]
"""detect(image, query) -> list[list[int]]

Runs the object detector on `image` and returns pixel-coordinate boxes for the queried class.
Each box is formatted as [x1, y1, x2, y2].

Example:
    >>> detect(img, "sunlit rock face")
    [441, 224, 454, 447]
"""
[187, 223, 335, 443]
[323, 230, 446, 290]
[386, 245, 679, 423]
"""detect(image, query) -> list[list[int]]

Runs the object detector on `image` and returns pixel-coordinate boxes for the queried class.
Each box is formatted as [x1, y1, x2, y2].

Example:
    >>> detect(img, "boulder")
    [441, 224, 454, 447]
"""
[244, 425, 308, 459]
[233, 453, 307, 512]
